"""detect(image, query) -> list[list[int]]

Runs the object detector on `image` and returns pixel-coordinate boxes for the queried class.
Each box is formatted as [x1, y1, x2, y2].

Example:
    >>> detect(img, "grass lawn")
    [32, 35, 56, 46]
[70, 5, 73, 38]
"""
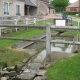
[17, 18, 53, 26]
[64, 31, 80, 39]
[0, 28, 45, 67]
[70, 15, 80, 18]
[72, 20, 78, 26]
[36, 18, 53, 26]
[46, 31, 80, 80]
[46, 54, 80, 80]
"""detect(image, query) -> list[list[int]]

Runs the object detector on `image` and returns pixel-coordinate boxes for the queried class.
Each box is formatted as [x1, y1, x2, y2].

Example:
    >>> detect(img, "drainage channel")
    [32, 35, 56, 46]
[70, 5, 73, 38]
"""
[16, 32, 77, 80]
[0, 32, 78, 80]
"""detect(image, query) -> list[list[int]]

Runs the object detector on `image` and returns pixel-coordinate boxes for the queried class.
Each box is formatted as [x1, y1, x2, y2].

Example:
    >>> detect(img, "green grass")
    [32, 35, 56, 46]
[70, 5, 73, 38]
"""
[46, 31, 80, 80]
[0, 49, 28, 66]
[0, 28, 45, 67]
[64, 31, 80, 35]
[5, 28, 45, 38]
[13, 18, 53, 26]
[72, 20, 78, 26]
[46, 54, 80, 80]
[70, 15, 80, 18]
[36, 18, 53, 26]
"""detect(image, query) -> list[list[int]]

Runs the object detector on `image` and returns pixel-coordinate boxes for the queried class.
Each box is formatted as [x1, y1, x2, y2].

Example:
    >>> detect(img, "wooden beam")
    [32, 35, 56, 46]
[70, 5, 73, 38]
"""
[0, 25, 46, 28]
[51, 40, 80, 45]
[46, 23, 51, 62]
[0, 25, 79, 30]
[0, 36, 80, 45]
[51, 26, 79, 30]
[0, 36, 45, 42]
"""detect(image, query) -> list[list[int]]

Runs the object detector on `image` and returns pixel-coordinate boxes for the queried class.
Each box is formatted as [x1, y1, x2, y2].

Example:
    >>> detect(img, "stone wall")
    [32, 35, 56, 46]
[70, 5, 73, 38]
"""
[71, 34, 78, 53]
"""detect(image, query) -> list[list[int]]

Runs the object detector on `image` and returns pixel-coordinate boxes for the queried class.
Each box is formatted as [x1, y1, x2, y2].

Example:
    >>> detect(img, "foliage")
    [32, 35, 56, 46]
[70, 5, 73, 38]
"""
[51, 0, 69, 12]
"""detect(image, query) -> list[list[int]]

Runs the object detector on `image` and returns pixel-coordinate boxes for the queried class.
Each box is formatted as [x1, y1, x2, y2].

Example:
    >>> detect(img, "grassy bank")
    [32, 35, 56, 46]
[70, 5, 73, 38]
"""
[64, 31, 80, 40]
[72, 20, 78, 26]
[46, 31, 80, 80]
[70, 15, 80, 18]
[0, 28, 45, 67]
[46, 54, 80, 80]
[36, 18, 53, 26]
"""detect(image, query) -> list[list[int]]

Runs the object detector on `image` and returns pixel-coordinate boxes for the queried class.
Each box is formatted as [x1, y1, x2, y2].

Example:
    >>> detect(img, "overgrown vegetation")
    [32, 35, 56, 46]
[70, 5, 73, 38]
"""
[0, 28, 45, 67]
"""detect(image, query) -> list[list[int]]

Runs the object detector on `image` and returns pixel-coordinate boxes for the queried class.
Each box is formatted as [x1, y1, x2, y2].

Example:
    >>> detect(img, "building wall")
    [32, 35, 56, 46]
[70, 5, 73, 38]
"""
[29, 7, 37, 15]
[0, 0, 24, 17]
[50, 8, 55, 14]
[10, 0, 24, 16]
[38, 1, 49, 15]
[0, 0, 5, 17]
[66, 7, 79, 12]
[31, 0, 55, 15]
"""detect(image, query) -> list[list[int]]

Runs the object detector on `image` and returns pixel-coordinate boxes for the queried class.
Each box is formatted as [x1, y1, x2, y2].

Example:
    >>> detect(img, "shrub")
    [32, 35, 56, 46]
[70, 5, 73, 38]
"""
[66, 12, 78, 15]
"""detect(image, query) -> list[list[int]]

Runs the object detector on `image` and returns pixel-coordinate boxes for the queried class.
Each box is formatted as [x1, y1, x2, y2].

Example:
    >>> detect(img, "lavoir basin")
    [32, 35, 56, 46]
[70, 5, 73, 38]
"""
[24, 36, 77, 54]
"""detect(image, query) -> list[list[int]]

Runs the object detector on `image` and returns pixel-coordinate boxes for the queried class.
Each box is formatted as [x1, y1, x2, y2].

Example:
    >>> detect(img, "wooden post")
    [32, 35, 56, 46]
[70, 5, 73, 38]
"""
[0, 27, 1, 36]
[34, 18, 36, 25]
[26, 18, 28, 25]
[15, 19, 18, 32]
[46, 23, 51, 62]
[44, 18, 46, 25]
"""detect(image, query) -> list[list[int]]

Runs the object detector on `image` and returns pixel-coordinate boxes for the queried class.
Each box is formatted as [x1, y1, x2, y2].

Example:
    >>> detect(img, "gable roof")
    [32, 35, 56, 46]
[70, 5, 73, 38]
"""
[66, 0, 79, 8]
[43, 1, 54, 9]
[40, 0, 54, 9]
[24, 0, 37, 7]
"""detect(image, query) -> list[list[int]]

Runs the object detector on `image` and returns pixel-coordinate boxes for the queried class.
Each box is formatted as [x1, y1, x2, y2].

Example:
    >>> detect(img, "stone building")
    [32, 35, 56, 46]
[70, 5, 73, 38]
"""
[0, 0, 55, 17]
[0, 0, 24, 17]
[66, 0, 79, 12]
[31, 0, 55, 15]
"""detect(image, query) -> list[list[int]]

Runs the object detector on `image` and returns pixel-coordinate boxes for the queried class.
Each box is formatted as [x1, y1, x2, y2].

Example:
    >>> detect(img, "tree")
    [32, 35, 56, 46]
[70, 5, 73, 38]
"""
[51, 0, 69, 12]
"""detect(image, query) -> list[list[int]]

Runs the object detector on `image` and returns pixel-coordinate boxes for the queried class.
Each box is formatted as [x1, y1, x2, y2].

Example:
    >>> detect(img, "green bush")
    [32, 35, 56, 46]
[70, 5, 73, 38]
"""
[66, 12, 78, 15]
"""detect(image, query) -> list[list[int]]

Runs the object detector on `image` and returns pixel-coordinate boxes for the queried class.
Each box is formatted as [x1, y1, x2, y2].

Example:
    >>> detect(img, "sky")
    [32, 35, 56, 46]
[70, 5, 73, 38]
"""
[70, 0, 77, 3]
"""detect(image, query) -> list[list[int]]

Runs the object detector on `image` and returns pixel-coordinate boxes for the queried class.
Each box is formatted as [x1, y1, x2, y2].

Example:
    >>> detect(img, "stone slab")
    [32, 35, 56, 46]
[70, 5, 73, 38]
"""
[17, 72, 36, 80]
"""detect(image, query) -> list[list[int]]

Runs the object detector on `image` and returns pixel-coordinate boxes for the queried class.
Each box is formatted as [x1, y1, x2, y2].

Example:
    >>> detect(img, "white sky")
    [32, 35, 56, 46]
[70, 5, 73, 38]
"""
[70, 0, 77, 3]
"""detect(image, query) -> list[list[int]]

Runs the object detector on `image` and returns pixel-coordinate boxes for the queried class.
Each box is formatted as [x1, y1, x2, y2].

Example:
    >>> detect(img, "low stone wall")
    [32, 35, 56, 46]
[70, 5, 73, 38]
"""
[71, 34, 78, 53]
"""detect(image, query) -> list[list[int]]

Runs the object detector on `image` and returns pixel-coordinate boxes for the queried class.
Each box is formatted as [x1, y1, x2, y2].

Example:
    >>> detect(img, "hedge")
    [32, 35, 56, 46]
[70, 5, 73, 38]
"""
[66, 12, 78, 15]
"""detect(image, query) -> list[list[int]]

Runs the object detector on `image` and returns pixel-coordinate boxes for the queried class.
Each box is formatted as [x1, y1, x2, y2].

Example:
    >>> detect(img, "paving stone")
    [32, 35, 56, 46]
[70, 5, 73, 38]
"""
[34, 76, 42, 80]
[37, 70, 46, 76]
[8, 71, 17, 77]
[34, 76, 47, 80]
[22, 58, 28, 63]
[23, 69, 30, 73]
[1, 77, 7, 80]
[17, 72, 36, 80]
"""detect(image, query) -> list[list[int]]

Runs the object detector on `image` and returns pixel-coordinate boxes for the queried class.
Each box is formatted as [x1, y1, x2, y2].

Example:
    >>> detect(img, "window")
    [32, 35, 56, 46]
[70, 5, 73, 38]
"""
[70, 8, 77, 11]
[16, 5, 20, 15]
[4, 2, 9, 15]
